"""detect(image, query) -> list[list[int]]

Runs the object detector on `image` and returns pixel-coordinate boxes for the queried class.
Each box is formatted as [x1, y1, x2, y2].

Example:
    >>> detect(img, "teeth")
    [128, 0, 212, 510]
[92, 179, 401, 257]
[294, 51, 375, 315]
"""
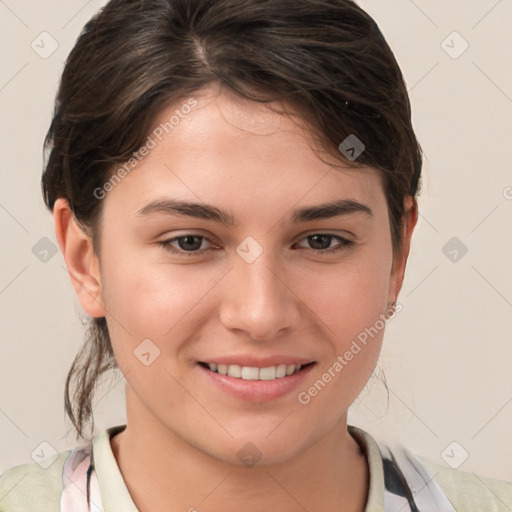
[207, 363, 304, 380]
[241, 367, 259, 380]
[286, 364, 294, 375]
[259, 366, 276, 380]
[227, 365, 242, 378]
[276, 364, 287, 378]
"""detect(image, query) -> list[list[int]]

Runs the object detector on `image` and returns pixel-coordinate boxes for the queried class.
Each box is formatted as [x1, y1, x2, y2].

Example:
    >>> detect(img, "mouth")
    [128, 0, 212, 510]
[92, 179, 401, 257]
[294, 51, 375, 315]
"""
[198, 361, 316, 381]
[197, 359, 317, 402]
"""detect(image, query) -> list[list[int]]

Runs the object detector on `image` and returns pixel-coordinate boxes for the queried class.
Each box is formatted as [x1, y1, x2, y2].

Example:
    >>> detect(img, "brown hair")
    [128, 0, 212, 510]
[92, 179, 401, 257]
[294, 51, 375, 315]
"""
[42, 0, 422, 440]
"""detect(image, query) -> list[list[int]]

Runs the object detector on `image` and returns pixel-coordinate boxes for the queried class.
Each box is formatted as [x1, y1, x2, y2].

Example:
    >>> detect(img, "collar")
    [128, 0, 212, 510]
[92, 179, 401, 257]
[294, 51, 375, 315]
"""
[60, 424, 454, 512]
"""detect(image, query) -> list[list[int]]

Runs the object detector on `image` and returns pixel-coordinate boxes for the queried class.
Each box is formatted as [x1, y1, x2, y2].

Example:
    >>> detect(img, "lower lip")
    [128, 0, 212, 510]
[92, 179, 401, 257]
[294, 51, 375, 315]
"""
[198, 363, 316, 402]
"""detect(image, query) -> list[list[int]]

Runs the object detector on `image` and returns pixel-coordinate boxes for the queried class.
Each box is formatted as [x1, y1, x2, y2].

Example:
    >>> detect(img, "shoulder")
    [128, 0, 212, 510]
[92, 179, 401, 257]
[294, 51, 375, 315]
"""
[349, 425, 512, 511]
[418, 455, 512, 512]
[0, 450, 70, 511]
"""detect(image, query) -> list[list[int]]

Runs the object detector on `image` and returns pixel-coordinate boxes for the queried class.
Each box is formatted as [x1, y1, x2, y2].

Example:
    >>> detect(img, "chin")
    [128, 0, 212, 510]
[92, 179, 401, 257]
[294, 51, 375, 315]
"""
[198, 427, 319, 468]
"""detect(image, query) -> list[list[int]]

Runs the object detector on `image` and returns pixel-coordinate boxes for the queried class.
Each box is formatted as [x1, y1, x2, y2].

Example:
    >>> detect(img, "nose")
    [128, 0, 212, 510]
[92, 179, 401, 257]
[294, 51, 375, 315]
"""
[219, 246, 300, 341]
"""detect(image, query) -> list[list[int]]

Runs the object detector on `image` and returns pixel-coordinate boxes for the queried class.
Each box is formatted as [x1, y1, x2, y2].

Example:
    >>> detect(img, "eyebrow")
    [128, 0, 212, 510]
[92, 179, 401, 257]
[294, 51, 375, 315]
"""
[137, 198, 373, 225]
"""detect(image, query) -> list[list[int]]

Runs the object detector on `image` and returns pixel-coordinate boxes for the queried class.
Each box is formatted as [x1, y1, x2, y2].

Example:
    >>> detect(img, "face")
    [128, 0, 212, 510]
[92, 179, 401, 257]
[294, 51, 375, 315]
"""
[82, 85, 410, 465]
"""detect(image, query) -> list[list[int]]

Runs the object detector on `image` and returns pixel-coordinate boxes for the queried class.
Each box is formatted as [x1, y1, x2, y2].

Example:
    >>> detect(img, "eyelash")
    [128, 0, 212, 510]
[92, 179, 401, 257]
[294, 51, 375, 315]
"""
[158, 233, 355, 257]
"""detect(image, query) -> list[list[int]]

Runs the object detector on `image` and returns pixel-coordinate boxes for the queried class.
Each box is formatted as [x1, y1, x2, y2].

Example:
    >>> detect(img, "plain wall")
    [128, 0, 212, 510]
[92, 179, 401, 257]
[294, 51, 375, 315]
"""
[0, 0, 511, 482]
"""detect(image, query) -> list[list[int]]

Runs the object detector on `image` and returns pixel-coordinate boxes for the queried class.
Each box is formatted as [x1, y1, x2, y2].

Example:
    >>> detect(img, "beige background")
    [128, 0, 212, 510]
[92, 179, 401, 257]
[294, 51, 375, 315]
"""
[1, 0, 511, 483]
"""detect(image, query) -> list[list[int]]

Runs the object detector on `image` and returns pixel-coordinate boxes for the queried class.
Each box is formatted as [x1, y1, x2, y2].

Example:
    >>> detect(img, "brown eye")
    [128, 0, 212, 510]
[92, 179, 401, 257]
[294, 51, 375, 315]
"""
[159, 234, 213, 255]
[295, 234, 354, 254]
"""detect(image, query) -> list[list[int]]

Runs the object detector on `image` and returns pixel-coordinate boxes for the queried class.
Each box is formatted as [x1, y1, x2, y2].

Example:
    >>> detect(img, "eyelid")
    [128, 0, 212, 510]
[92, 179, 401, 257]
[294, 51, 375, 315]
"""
[294, 228, 355, 242]
[158, 231, 355, 257]
[157, 229, 354, 245]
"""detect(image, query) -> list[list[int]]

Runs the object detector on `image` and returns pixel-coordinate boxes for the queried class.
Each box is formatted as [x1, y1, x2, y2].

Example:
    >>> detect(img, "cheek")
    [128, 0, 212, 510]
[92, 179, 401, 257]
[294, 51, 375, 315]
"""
[293, 245, 392, 404]
[296, 246, 392, 344]
[99, 246, 220, 361]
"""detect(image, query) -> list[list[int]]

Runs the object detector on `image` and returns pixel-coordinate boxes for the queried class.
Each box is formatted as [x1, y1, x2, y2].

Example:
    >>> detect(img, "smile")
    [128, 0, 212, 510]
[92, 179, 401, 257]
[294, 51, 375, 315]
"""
[197, 360, 317, 402]
[200, 362, 312, 380]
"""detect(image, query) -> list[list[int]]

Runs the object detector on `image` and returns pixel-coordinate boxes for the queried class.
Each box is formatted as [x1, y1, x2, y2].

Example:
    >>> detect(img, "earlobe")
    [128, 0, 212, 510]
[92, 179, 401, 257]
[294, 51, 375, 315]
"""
[53, 198, 105, 318]
[388, 196, 419, 304]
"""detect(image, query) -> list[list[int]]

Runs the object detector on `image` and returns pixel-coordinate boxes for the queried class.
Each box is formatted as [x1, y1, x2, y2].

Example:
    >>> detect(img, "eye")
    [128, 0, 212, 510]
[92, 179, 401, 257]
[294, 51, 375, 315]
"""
[159, 234, 215, 256]
[295, 233, 354, 254]
[158, 232, 355, 257]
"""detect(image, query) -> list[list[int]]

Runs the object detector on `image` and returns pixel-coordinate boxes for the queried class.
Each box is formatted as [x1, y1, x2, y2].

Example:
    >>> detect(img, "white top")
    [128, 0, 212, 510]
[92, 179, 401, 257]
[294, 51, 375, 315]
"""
[0, 424, 510, 511]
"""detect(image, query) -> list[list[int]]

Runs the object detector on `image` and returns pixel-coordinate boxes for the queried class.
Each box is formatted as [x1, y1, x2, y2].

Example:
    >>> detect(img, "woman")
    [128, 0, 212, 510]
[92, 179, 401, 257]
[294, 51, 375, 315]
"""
[0, 0, 510, 510]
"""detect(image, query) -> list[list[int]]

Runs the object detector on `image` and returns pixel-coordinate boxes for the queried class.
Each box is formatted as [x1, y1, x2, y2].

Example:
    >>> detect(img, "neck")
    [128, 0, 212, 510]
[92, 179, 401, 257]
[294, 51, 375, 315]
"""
[110, 390, 369, 512]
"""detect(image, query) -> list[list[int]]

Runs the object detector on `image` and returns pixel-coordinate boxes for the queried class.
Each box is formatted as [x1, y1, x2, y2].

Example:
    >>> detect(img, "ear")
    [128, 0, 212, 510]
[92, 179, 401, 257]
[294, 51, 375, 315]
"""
[387, 195, 418, 304]
[53, 198, 105, 317]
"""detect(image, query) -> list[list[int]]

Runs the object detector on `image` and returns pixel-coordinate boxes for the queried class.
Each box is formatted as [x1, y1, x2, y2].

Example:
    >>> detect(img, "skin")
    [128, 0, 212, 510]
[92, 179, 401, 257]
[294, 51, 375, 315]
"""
[54, 84, 418, 512]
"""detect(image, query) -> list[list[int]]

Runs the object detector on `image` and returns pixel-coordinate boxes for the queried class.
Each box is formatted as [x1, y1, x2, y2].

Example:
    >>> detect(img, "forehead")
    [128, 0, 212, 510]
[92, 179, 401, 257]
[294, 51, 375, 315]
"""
[101, 85, 385, 217]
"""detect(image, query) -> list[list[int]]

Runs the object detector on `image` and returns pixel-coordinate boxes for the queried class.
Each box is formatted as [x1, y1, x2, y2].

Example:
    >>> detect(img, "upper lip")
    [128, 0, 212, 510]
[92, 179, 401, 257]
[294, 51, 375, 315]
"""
[199, 355, 315, 367]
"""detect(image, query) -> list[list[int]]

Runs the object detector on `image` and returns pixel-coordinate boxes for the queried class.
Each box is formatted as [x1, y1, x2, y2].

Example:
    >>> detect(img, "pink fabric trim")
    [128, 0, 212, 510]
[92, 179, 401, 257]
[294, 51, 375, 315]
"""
[60, 441, 104, 512]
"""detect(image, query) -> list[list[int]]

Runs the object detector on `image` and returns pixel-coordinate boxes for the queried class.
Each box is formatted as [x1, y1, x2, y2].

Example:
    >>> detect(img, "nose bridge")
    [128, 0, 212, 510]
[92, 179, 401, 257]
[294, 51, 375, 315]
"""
[220, 237, 298, 339]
